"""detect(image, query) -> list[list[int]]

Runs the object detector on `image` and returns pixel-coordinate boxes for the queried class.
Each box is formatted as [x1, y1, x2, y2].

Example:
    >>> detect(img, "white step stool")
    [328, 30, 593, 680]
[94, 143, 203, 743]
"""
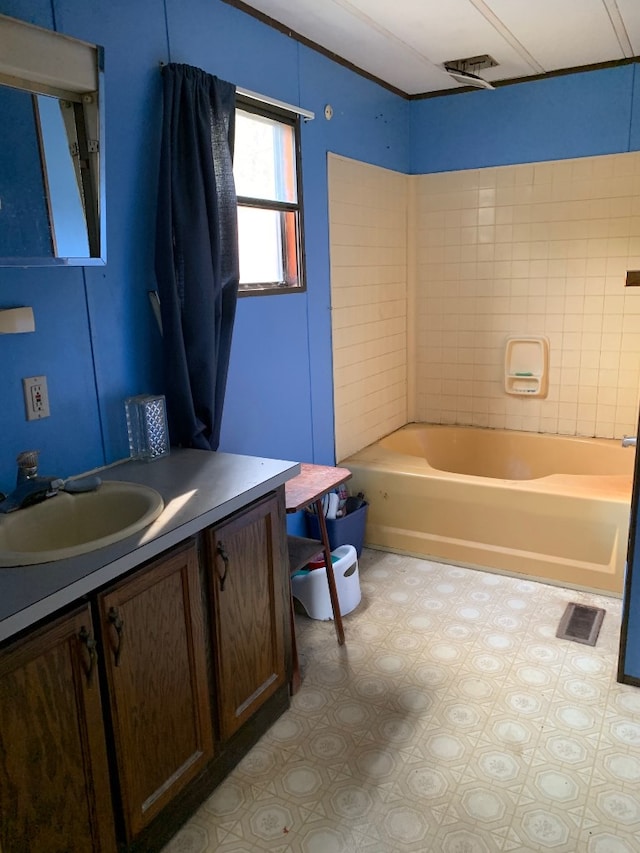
[291, 544, 361, 621]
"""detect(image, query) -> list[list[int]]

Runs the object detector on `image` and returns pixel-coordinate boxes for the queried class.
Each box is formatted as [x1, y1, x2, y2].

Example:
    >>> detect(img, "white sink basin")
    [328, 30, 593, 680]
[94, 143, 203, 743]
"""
[0, 481, 164, 566]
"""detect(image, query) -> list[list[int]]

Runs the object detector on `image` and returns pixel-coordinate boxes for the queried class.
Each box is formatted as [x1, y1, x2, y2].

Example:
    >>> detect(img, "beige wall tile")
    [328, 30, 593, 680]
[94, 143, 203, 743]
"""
[331, 151, 640, 453]
[329, 154, 409, 461]
[414, 151, 640, 438]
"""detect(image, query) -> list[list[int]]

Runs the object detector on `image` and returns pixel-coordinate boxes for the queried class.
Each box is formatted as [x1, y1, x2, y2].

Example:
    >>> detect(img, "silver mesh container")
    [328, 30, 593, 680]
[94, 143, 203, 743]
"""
[125, 394, 170, 460]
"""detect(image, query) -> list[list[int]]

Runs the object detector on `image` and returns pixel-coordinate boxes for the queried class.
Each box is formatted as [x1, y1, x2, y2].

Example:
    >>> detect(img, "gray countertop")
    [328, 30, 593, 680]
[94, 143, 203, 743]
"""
[0, 449, 300, 643]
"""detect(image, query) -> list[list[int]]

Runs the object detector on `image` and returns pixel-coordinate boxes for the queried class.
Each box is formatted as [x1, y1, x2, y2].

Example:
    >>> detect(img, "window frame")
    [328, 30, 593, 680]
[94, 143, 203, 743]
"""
[235, 95, 306, 297]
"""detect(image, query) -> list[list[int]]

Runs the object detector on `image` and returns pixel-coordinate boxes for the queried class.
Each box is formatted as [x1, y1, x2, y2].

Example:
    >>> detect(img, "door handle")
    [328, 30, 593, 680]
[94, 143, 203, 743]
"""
[78, 626, 98, 685]
[216, 542, 230, 591]
[107, 606, 125, 666]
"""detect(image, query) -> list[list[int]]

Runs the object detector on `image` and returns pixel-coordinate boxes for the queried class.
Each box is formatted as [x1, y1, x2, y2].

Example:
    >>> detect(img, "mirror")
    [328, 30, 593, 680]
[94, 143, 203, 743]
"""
[0, 14, 105, 265]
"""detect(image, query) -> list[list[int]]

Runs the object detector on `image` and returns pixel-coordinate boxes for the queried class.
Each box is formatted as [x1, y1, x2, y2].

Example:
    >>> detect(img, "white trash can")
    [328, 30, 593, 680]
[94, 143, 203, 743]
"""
[291, 544, 361, 621]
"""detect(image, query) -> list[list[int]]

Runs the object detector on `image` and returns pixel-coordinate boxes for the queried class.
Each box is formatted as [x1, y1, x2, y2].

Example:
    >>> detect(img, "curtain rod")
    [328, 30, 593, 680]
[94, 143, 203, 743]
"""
[237, 87, 315, 121]
[157, 63, 315, 121]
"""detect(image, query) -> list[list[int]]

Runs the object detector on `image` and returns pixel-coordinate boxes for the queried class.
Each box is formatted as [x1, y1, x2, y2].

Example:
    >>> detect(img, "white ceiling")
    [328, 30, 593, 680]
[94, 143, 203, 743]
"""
[234, 0, 640, 96]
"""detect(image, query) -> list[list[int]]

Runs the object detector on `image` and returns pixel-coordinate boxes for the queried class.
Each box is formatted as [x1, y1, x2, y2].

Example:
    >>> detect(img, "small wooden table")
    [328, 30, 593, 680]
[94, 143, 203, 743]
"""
[285, 463, 352, 692]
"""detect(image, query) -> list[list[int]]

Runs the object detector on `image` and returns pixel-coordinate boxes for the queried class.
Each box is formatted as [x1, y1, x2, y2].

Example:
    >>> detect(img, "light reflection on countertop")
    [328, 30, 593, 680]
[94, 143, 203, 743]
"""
[138, 489, 198, 544]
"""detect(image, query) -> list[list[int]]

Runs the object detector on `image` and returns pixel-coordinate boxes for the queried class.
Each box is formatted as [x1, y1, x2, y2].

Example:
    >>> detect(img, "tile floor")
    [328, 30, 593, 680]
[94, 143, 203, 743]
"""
[162, 549, 640, 853]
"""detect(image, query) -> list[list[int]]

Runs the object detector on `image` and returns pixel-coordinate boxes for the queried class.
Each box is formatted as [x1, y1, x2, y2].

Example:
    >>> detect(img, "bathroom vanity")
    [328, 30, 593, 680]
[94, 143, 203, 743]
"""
[0, 449, 299, 853]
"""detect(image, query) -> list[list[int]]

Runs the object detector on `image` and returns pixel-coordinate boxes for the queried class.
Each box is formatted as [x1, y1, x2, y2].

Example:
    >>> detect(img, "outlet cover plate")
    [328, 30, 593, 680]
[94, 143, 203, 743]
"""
[23, 375, 50, 420]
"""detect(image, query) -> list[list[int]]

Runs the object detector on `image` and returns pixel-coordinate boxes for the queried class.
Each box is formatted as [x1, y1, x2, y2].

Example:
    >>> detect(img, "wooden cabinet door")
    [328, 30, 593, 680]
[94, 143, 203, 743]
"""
[0, 605, 116, 853]
[207, 490, 289, 740]
[98, 540, 213, 841]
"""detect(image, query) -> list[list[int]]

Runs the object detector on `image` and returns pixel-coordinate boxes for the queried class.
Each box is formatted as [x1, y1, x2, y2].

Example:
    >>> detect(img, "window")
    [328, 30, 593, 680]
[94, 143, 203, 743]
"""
[233, 98, 305, 295]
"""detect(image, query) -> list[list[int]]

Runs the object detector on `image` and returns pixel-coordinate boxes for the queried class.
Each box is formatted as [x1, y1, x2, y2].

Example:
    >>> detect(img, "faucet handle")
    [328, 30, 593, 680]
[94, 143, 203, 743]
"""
[16, 450, 39, 483]
[17, 449, 39, 467]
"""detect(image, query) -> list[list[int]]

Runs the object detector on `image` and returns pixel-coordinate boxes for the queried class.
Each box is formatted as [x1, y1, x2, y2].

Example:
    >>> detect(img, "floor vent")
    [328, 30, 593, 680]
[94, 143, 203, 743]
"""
[556, 603, 605, 646]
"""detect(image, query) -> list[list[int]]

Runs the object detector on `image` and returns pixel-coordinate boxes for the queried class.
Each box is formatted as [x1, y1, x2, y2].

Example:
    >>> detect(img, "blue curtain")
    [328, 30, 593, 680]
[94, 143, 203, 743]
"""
[155, 64, 239, 451]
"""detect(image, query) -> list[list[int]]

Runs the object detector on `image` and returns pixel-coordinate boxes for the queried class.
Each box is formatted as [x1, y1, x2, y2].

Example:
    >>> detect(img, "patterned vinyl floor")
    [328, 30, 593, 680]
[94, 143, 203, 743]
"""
[162, 548, 640, 853]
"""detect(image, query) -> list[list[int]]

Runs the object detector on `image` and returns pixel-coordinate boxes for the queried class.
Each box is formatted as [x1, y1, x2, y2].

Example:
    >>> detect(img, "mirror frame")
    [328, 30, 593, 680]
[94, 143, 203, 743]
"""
[0, 14, 105, 266]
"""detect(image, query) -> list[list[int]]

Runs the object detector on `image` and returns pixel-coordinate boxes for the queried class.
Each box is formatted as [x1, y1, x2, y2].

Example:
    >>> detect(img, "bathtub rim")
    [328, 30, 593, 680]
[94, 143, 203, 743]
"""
[339, 423, 633, 503]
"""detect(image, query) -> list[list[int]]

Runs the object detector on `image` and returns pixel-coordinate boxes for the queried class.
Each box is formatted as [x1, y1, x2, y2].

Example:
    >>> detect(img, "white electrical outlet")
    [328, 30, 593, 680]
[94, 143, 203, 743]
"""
[23, 375, 50, 421]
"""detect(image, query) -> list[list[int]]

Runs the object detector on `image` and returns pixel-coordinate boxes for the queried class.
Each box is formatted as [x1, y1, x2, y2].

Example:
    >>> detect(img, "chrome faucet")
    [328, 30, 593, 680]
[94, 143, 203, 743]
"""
[0, 450, 62, 514]
[622, 435, 637, 448]
[0, 451, 102, 513]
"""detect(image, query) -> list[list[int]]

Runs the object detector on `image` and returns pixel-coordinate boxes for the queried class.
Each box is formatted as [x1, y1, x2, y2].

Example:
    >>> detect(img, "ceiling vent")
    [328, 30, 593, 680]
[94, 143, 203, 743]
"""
[443, 54, 497, 90]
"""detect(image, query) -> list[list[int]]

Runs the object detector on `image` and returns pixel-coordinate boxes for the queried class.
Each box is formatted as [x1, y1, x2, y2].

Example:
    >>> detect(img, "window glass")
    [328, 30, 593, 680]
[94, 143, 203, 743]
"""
[237, 206, 282, 284]
[234, 110, 297, 204]
[233, 100, 305, 295]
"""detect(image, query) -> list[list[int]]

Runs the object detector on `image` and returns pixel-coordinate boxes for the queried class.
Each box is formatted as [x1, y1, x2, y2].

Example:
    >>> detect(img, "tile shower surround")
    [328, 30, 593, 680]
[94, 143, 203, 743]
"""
[329, 155, 409, 462]
[163, 548, 640, 853]
[329, 152, 640, 462]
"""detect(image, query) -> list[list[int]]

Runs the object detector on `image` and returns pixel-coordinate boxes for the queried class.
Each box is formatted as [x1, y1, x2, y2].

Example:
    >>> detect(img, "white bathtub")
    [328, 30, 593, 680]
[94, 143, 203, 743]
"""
[340, 424, 635, 594]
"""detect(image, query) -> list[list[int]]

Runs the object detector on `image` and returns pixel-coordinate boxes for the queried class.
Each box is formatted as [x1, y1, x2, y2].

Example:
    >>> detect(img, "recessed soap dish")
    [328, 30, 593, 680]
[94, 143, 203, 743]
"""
[504, 336, 549, 398]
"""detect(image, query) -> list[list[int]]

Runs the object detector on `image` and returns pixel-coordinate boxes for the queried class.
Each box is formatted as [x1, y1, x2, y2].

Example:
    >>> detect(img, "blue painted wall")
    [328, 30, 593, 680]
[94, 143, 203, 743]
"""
[0, 0, 408, 500]
[410, 64, 640, 173]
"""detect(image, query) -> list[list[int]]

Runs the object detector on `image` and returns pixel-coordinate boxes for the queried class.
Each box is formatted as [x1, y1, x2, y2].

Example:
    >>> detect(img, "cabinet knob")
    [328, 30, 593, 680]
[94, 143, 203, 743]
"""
[108, 606, 125, 667]
[216, 542, 230, 591]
